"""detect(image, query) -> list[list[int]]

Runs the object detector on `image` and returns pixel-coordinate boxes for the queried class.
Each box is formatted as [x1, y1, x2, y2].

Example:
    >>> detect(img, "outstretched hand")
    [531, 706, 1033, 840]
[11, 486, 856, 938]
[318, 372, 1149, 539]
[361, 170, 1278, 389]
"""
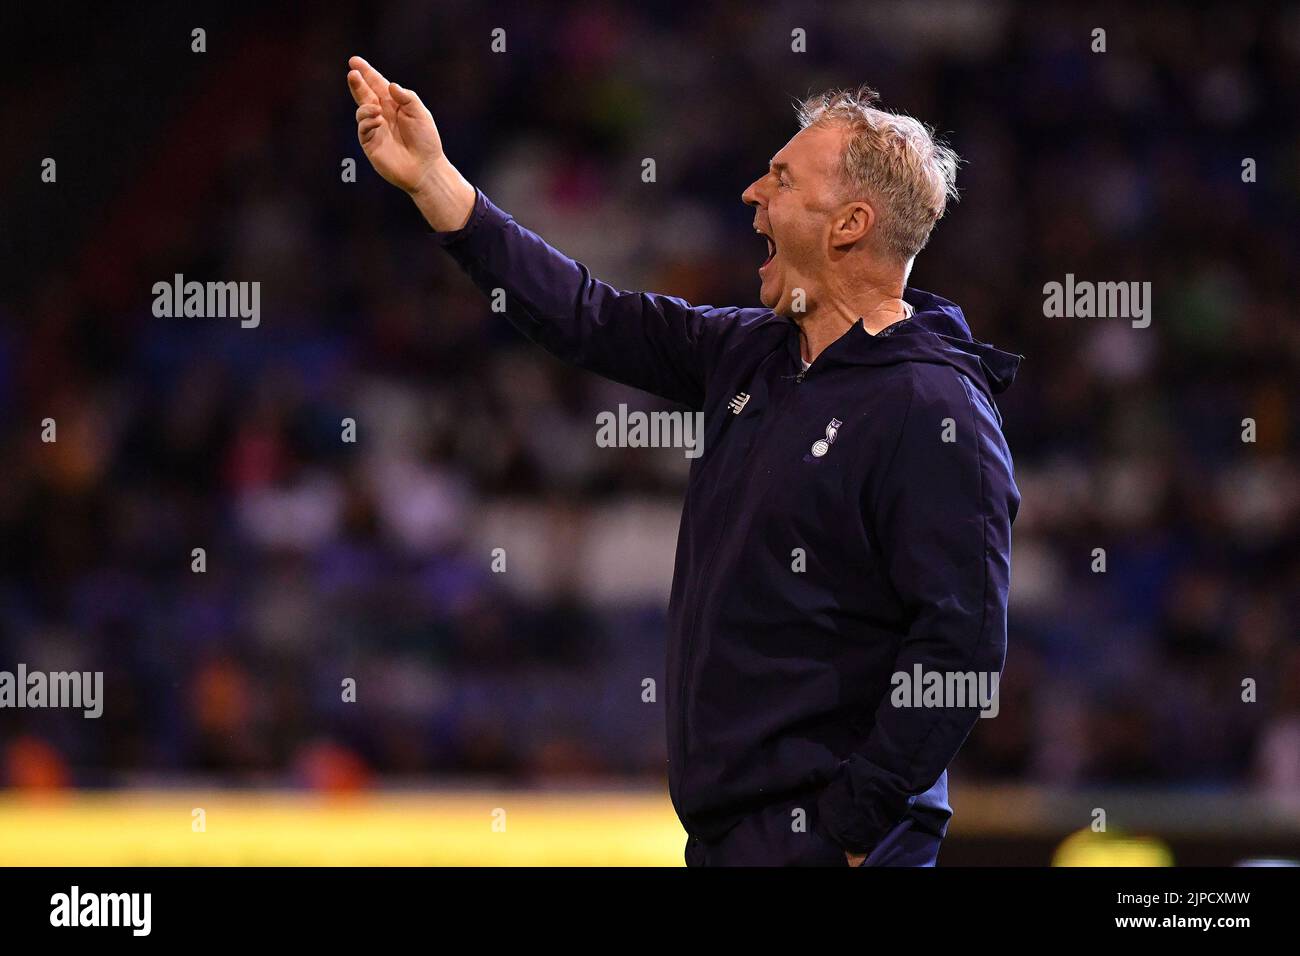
[347, 55, 444, 194]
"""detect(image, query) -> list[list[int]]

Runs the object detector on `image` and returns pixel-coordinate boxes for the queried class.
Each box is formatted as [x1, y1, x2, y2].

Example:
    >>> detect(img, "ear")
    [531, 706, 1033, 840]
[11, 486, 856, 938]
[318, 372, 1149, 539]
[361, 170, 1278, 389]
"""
[830, 200, 875, 251]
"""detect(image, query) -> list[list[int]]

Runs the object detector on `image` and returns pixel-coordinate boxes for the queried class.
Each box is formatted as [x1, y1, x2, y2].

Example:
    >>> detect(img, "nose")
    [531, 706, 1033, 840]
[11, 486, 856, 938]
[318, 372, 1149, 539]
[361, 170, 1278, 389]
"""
[741, 176, 764, 209]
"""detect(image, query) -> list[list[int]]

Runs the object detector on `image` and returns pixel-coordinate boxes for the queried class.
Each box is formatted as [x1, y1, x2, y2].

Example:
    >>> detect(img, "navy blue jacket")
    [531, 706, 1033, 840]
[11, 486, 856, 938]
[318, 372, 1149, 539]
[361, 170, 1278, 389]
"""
[433, 189, 1021, 854]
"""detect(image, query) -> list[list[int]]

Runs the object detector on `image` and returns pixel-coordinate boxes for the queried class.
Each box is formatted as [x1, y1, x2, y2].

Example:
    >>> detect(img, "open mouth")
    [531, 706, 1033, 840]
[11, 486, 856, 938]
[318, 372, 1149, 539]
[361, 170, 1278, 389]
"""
[756, 228, 776, 268]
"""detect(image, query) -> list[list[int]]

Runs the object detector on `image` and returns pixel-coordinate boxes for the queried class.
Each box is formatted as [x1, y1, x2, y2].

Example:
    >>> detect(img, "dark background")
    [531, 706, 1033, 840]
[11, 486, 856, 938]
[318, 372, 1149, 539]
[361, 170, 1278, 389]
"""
[0, 0, 1297, 862]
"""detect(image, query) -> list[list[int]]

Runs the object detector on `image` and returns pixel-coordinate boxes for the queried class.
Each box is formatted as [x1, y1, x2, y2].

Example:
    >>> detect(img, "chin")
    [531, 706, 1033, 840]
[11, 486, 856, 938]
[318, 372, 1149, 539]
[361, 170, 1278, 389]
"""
[759, 280, 781, 312]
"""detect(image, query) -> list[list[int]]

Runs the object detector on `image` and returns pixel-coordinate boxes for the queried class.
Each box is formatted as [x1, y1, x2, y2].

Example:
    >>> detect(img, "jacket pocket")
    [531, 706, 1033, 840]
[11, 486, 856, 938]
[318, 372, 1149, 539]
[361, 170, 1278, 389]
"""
[709, 792, 849, 866]
[808, 811, 852, 867]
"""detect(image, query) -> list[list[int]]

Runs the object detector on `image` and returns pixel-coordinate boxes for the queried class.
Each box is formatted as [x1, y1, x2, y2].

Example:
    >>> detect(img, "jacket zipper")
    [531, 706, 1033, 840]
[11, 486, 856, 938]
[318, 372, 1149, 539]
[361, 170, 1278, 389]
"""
[676, 357, 810, 806]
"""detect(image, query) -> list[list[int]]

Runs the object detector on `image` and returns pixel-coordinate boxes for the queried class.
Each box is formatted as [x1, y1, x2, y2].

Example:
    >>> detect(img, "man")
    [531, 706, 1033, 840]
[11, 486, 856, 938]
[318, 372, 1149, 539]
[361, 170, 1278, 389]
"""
[347, 56, 1020, 866]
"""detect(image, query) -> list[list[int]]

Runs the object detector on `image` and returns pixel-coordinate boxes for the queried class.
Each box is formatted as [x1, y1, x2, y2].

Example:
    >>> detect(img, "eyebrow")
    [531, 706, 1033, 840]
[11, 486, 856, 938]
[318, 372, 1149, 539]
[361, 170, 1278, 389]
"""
[769, 161, 792, 178]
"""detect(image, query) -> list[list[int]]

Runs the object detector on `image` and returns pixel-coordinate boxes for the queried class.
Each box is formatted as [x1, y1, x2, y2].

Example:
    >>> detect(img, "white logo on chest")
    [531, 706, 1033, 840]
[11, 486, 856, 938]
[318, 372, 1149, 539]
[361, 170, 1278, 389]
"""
[810, 418, 842, 458]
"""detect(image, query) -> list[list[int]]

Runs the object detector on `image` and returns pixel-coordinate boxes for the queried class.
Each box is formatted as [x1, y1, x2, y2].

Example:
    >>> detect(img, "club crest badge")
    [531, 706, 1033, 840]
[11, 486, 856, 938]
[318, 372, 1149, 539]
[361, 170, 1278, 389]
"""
[809, 418, 842, 458]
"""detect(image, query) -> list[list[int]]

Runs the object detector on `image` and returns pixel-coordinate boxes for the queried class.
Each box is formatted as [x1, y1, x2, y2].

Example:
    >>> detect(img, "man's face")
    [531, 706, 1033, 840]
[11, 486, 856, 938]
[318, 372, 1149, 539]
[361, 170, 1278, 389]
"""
[741, 123, 848, 316]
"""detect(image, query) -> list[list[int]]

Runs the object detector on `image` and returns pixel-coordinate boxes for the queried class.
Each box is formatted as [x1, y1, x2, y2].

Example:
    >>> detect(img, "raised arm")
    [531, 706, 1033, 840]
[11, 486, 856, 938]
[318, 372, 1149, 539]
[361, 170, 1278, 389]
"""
[347, 56, 768, 408]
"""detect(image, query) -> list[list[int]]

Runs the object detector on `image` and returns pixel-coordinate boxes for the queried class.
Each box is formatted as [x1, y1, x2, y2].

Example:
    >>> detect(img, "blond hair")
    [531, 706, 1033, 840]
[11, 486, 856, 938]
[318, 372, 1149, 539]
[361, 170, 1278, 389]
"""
[796, 85, 959, 262]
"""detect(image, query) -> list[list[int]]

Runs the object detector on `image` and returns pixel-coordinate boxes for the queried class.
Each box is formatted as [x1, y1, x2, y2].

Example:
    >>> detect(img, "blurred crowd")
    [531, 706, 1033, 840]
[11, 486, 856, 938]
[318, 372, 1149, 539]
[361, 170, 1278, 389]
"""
[1, 1, 1297, 794]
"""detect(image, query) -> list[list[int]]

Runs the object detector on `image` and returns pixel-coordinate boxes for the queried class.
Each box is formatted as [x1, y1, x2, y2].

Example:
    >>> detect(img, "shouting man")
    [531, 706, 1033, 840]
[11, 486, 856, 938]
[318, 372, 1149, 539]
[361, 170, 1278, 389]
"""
[348, 56, 1020, 867]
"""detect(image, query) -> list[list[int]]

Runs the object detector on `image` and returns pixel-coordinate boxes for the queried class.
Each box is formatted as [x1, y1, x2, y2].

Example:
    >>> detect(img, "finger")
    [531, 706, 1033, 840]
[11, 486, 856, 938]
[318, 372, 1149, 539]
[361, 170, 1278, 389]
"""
[356, 103, 381, 122]
[358, 117, 384, 136]
[389, 82, 428, 115]
[349, 56, 391, 104]
[347, 70, 378, 106]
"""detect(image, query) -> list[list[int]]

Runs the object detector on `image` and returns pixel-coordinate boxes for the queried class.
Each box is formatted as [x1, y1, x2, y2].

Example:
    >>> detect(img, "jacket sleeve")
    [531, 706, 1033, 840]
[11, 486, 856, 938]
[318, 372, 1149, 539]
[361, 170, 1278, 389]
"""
[817, 366, 1019, 854]
[430, 188, 762, 409]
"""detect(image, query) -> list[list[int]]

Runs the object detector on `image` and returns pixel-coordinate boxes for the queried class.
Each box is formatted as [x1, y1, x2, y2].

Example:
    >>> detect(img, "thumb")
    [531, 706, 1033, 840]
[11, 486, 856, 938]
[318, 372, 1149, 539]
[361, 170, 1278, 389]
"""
[389, 81, 422, 110]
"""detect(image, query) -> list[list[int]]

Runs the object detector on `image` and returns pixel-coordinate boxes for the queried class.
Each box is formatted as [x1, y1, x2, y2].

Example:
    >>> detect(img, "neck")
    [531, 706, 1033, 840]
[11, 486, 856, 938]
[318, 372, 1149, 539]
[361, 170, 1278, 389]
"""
[795, 273, 909, 365]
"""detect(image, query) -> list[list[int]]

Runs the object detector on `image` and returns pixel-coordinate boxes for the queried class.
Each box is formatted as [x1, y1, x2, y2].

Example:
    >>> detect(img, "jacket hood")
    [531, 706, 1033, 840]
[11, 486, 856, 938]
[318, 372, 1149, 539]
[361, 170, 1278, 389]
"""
[790, 286, 1023, 398]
